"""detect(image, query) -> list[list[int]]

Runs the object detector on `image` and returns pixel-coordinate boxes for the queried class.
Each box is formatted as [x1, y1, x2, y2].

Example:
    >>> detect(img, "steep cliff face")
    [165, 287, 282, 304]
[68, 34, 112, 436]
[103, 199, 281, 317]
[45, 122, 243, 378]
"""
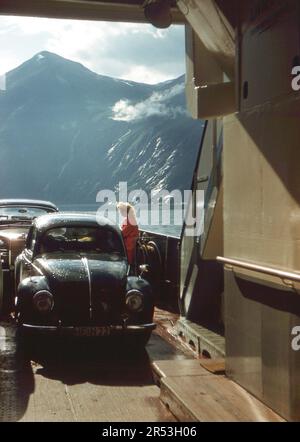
[0, 51, 203, 204]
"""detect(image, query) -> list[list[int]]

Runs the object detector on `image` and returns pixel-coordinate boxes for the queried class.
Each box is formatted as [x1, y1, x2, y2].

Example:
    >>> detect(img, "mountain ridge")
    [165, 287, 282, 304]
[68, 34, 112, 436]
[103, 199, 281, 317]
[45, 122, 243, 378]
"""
[0, 52, 203, 204]
[8, 50, 185, 85]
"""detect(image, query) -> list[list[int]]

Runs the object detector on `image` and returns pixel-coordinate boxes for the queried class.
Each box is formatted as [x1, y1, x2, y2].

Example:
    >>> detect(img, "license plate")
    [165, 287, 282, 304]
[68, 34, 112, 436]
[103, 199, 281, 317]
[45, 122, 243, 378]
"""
[73, 326, 111, 337]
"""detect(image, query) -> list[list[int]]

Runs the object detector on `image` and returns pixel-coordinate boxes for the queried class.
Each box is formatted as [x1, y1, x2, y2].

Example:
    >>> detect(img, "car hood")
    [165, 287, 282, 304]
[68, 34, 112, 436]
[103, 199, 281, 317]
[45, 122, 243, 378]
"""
[34, 253, 128, 291]
[0, 226, 29, 242]
[31, 254, 128, 325]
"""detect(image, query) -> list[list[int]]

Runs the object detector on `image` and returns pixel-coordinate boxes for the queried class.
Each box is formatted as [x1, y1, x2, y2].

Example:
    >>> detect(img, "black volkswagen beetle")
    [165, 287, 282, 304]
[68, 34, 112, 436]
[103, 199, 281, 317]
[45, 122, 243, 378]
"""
[14, 213, 155, 347]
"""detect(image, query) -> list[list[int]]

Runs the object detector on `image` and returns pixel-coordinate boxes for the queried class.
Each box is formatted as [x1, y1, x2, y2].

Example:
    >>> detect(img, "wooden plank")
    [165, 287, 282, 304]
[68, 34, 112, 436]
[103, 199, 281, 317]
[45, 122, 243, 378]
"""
[160, 375, 285, 422]
[152, 359, 213, 380]
[0, 0, 185, 24]
[199, 358, 225, 374]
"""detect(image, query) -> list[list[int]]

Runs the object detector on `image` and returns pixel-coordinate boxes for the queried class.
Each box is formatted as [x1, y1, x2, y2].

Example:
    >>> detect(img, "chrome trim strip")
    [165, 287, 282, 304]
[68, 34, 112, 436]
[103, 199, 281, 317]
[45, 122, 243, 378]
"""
[21, 323, 156, 332]
[217, 256, 300, 283]
[23, 253, 43, 276]
[82, 256, 92, 320]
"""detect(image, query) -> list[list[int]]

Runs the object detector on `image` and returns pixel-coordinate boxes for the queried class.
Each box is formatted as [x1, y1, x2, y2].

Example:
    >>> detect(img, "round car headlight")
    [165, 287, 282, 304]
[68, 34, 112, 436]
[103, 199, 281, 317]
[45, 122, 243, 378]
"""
[33, 290, 54, 313]
[126, 290, 143, 312]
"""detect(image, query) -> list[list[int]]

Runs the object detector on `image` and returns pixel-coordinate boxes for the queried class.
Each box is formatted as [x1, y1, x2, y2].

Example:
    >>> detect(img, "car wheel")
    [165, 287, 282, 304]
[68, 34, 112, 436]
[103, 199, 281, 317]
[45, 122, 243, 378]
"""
[0, 272, 14, 318]
[131, 329, 153, 349]
[24, 336, 49, 361]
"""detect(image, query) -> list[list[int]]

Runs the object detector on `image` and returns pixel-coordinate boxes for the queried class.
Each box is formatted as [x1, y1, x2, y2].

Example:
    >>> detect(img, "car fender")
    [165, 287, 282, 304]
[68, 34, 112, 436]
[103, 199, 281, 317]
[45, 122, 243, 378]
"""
[16, 276, 50, 311]
[126, 276, 154, 307]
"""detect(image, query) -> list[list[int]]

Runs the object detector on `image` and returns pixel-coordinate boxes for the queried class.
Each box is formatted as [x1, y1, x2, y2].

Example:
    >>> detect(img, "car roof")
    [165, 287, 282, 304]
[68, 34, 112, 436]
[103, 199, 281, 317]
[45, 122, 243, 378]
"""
[33, 212, 121, 235]
[0, 199, 58, 211]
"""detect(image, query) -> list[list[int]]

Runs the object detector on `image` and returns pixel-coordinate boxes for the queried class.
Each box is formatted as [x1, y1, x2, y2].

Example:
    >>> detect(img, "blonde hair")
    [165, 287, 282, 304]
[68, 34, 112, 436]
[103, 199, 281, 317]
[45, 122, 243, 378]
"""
[117, 202, 138, 226]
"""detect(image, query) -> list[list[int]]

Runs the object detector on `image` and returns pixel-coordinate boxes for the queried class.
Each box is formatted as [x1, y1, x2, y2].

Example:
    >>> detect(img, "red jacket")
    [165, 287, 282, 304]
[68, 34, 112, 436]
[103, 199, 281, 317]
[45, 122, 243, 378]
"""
[121, 218, 139, 264]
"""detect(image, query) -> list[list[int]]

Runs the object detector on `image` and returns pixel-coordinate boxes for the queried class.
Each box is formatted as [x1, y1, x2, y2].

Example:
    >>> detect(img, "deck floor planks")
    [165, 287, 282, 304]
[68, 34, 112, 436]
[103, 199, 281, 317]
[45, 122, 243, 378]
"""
[152, 359, 213, 379]
[160, 373, 285, 422]
[21, 371, 75, 422]
[66, 382, 176, 422]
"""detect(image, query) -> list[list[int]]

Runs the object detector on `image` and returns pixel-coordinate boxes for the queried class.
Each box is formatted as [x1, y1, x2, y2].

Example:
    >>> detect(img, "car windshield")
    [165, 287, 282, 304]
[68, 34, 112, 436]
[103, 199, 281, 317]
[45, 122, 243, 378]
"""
[0, 206, 53, 222]
[39, 226, 125, 256]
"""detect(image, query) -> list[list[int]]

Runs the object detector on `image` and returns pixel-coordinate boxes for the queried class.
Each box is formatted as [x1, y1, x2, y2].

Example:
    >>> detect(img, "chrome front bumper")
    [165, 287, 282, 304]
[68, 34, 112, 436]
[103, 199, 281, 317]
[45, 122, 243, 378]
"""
[20, 322, 156, 337]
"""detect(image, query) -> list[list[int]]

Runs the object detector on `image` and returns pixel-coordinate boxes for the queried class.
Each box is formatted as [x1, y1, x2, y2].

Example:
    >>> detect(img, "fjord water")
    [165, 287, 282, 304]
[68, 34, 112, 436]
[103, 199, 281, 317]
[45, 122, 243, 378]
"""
[59, 204, 182, 237]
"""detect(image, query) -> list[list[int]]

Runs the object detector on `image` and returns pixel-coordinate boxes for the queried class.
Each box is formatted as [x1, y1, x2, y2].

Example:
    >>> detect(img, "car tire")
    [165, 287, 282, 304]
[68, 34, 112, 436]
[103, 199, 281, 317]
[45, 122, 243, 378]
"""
[131, 329, 153, 349]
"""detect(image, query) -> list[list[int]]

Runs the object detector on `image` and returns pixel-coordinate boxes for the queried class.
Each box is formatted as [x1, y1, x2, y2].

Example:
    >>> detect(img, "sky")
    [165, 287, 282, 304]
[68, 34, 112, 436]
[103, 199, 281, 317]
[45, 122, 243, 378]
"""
[0, 16, 185, 84]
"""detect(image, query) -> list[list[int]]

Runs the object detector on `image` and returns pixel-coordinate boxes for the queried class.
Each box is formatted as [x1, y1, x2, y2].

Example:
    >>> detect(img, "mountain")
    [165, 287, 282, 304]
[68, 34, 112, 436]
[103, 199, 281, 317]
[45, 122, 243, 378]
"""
[0, 51, 204, 204]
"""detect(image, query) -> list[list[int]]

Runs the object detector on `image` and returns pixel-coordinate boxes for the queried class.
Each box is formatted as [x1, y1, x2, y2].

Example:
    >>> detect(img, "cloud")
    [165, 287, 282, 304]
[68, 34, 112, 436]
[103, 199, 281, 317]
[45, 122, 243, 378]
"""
[120, 65, 172, 85]
[0, 16, 185, 83]
[112, 83, 186, 121]
[0, 73, 6, 91]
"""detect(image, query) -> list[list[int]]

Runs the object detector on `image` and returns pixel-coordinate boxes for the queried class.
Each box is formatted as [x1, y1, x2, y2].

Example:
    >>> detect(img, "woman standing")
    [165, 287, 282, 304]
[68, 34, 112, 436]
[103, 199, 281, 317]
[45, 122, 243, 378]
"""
[117, 202, 139, 271]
